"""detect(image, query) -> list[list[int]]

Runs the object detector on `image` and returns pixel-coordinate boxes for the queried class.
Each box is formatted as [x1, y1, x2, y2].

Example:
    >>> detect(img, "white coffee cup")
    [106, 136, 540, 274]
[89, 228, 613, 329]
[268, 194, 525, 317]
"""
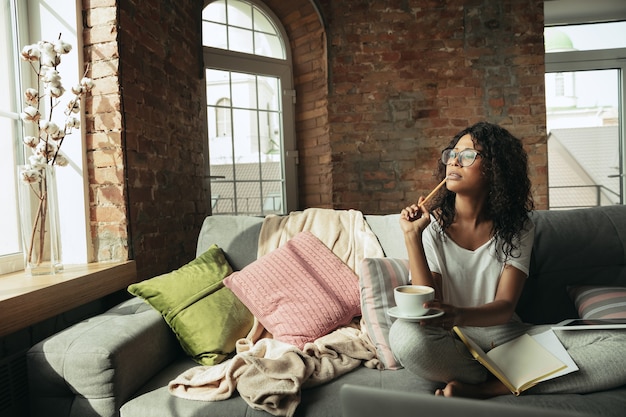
[393, 285, 434, 316]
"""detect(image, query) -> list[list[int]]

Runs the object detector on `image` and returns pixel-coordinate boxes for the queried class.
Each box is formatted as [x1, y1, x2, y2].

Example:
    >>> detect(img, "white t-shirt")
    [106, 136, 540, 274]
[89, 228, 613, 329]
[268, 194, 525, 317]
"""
[421, 217, 535, 308]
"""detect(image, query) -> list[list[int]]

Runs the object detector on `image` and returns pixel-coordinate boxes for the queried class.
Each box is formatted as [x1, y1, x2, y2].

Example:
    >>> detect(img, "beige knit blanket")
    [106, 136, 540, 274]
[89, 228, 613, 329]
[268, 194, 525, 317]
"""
[258, 207, 385, 274]
[168, 208, 385, 416]
[169, 325, 379, 416]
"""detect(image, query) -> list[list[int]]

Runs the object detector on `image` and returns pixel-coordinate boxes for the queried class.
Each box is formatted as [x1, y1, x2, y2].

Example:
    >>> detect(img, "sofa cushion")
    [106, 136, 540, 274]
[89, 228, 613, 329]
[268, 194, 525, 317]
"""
[121, 366, 439, 417]
[128, 244, 254, 365]
[518, 206, 626, 324]
[196, 215, 264, 270]
[568, 286, 626, 319]
[28, 298, 181, 417]
[359, 258, 410, 370]
[364, 214, 408, 259]
[223, 231, 361, 349]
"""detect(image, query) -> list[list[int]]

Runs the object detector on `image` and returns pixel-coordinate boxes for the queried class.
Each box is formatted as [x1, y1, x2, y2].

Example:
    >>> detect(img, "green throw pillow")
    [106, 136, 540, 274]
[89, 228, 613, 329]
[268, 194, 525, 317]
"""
[128, 244, 254, 365]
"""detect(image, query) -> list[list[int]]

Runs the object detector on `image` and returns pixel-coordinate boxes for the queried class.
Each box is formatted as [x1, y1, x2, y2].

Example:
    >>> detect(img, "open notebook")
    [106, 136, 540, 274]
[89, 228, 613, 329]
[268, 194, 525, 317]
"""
[453, 327, 578, 395]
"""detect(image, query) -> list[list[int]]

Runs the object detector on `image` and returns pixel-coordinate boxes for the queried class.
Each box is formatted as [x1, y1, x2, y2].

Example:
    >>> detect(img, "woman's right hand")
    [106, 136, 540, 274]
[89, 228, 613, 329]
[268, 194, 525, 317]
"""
[399, 197, 431, 234]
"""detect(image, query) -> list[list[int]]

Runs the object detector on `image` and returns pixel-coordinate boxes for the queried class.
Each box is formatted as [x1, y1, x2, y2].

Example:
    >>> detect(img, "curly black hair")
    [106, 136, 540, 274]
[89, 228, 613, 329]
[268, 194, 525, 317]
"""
[429, 121, 534, 260]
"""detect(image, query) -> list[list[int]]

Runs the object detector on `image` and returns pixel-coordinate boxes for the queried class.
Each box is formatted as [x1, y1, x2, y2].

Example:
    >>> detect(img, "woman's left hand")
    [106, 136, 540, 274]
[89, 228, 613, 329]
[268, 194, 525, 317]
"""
[420, 300, 459, 330]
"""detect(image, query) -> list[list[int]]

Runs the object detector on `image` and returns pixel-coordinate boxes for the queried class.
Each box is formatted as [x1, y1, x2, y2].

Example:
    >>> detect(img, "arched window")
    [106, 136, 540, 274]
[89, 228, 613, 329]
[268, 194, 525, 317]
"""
[203, 0, 297, 215]
[203, 0, 285, 59]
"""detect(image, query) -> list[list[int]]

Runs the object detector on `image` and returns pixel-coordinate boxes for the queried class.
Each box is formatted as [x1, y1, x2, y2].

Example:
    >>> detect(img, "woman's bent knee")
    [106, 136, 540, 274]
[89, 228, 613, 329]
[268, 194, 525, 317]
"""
[389, 320, 426, 366]
[389, 321, 447, 372]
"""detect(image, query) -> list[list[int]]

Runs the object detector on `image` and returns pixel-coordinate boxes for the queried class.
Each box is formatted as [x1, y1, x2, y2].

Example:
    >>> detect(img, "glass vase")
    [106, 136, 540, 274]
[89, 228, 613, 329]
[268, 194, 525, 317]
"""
[17, 164, 63, 275]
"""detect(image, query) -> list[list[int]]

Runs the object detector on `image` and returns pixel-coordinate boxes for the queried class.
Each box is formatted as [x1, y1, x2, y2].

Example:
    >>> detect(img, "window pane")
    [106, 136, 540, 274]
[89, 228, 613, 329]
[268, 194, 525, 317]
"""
[0, 116, 20, 256]
[203, 0, 226, 24]
[206, 69, 231, 98]
[202, 0, 286, 59]
[258, 75, 280, 111]
[546, 69, 622, 208]
[232, 107, 259, 165]
[231, 72, 256, 108]
[0, 0, 22, 263]
[228, 0, 253, 30]
[260, 150, 281, 179]
[261, 180, 283, 214]
[545, 22, 626, 53]
[210, 181, 235, 214]
[208, 133, 233, 164]
[255, 32, 283, 58]
[228, 26, 254, 55]
[202, 21, 227, 49]
[236, 182, 261, 214]
[253, 7, 274, 33]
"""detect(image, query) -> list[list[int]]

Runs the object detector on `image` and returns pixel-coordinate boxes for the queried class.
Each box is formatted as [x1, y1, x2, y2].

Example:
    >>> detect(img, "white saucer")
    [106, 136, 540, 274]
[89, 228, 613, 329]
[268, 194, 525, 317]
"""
[387, 307, 444, 322]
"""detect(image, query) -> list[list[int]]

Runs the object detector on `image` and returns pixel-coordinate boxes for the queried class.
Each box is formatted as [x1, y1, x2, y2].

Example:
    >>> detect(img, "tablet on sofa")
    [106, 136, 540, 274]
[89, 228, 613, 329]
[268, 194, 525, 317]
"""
[552, 318, 626, 330]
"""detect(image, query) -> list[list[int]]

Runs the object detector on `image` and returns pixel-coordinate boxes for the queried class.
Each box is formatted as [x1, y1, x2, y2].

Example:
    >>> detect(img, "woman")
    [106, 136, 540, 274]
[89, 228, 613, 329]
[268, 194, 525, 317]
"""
[389, 121, 626, 399]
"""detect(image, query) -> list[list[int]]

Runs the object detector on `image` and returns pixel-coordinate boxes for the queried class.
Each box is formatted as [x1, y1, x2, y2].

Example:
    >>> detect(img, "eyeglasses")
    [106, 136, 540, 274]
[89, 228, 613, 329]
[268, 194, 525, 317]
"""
[441, 148, 482, 167]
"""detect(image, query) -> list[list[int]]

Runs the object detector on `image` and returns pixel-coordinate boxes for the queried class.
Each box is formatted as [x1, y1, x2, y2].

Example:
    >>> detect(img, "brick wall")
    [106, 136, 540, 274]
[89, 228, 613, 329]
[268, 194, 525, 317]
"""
[318, 0, 547, 212]
[81, 0, 547, 280]
[83, 0, 207, 280]
[264, 0, 333, 208]
[83, 0, 126, 263]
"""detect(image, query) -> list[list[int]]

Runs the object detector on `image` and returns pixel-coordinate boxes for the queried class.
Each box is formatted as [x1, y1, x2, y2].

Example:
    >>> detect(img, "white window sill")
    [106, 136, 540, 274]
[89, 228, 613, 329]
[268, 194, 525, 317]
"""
[0, 261, 137, 337]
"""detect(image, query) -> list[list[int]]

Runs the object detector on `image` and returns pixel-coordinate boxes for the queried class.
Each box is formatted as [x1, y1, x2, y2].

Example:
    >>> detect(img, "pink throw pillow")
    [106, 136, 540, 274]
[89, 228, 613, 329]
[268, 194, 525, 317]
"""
[223, 231, 360, 349]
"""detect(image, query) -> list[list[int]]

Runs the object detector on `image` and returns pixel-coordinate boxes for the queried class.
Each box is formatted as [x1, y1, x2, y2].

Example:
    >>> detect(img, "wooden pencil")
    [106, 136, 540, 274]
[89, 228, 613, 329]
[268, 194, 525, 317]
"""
[418, 177, 447, 207]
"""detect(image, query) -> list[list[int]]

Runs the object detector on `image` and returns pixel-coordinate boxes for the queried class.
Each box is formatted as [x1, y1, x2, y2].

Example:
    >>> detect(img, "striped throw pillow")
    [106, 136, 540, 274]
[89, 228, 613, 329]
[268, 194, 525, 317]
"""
[568, 286, 626, 319]
[359, 258, 410, 370]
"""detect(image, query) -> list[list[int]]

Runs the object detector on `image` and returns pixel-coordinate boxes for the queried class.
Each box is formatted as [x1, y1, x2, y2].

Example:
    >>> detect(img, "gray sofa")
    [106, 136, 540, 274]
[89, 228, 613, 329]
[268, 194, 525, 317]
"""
[28, 205, 626, 417]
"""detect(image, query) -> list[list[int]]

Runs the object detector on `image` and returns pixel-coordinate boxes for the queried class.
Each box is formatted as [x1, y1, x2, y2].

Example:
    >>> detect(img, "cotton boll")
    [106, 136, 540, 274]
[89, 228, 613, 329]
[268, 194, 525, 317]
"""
[53, 39, 72, 54]
[23, 136, 38, 148]
[41, 121, 60, 135]
[20, 167, 42, 183]
[20, 44, 41, 61]
[35, 141, 57, 158]
[54, 154, 69, 166]
[40, 52, 60, 68]
[43, 69, 62, 84]
[66, 117, 80, 129]
[66, 98, 81, 114]
[48, 85, 65, 98]
[80, 77, 95, 92]
[51, 129, 66, 141]
[21, 106, 41, 123]
[24, 88, 39, 106]
[28, 154, 48, 167]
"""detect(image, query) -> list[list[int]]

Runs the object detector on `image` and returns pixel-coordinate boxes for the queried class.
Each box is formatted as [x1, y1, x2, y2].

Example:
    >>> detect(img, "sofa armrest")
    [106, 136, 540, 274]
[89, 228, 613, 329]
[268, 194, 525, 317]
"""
[27, 297, 182, 417]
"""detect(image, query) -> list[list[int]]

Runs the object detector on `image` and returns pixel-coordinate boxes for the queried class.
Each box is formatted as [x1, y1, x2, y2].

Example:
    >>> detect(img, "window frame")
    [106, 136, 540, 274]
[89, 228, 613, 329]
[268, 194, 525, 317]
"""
[544, 1, 626, 206]
[0, 0, 29, 274]
[545, 44, 626, 205]
[0, 0, 89, 276]
[203, 0, 298, 215]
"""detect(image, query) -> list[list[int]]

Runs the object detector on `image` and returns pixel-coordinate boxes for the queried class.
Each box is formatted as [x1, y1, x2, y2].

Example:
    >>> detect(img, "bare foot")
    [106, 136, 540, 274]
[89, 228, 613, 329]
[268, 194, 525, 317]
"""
[434, 379, 510, 399]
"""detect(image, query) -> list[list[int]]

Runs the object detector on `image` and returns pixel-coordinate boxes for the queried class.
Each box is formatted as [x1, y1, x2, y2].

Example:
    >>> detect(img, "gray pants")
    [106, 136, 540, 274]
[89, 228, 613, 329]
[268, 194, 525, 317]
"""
[388, 320, 626, 394]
